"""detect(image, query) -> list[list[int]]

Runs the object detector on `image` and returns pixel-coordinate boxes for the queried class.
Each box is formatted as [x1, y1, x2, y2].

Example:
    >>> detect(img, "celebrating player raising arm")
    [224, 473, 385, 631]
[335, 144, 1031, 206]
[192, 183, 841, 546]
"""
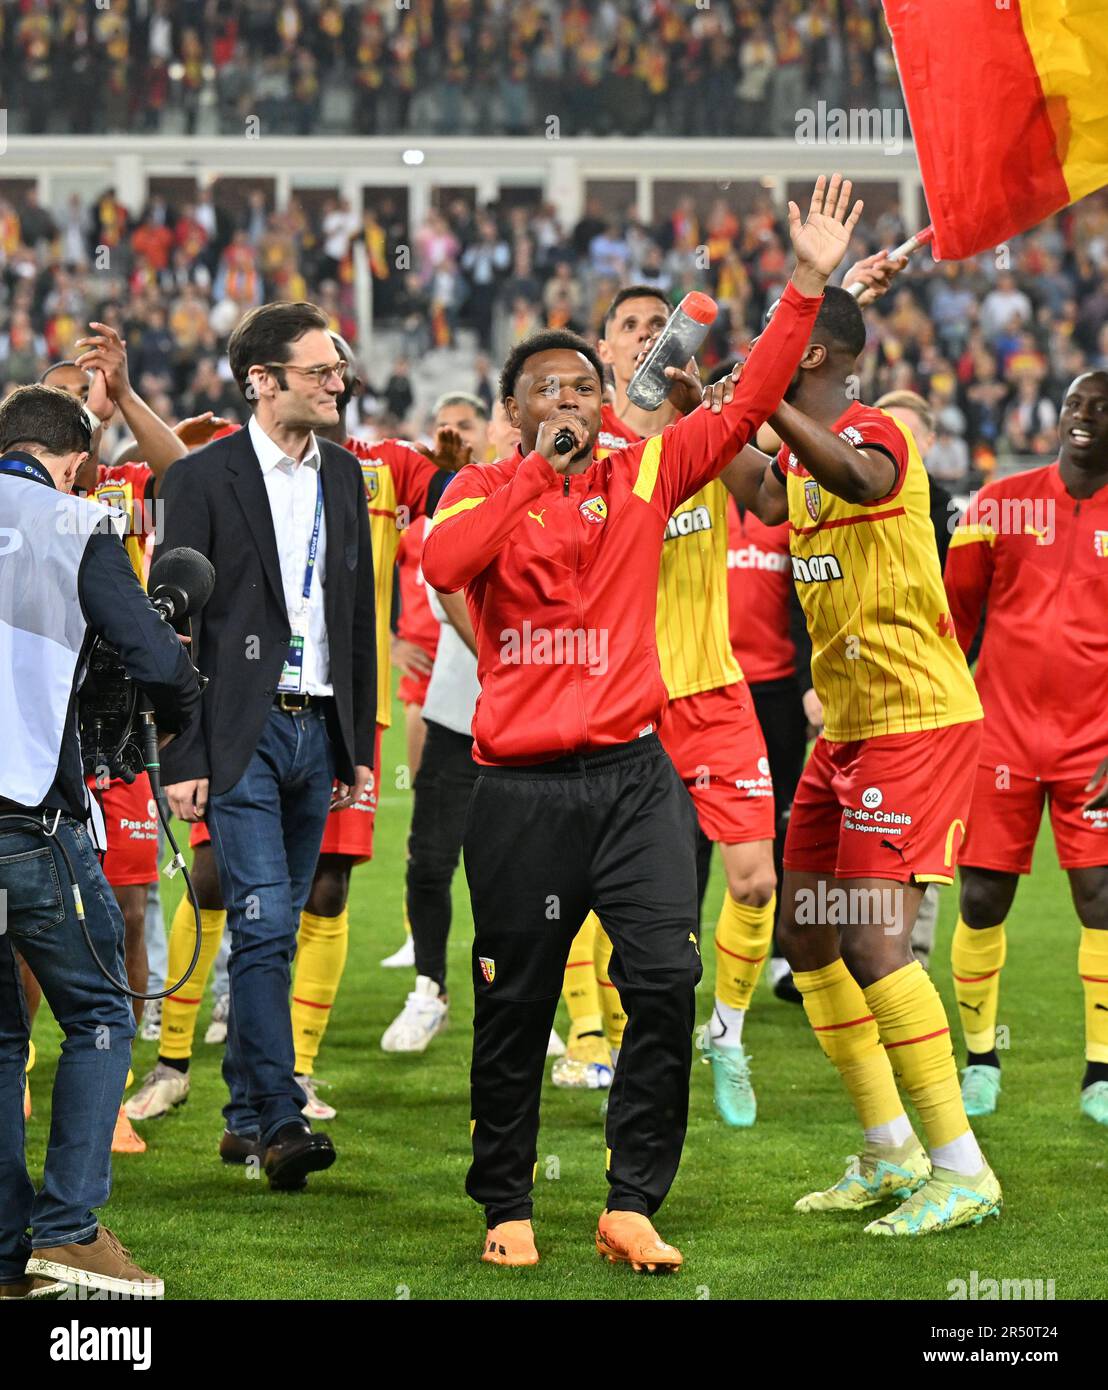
[698, 279, 1002, 1236]
[422, 174, 860, 1272]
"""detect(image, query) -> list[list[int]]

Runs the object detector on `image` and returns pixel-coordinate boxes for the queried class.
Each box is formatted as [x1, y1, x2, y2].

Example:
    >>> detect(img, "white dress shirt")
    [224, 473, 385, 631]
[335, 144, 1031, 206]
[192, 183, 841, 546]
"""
[423, 555, 481, 737]
[248, 415, 332, 696]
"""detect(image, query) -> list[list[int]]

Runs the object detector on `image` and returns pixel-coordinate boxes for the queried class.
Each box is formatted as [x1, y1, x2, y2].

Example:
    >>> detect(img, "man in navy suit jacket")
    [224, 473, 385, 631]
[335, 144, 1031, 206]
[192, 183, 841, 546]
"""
[155, 302, 375, 1192]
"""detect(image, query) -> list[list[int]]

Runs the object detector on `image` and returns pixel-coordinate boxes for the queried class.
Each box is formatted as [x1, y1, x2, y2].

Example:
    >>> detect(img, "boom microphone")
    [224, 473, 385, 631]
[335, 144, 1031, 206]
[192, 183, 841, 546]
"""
[147, 546, 216, 623]
[554, 428, 577, 455]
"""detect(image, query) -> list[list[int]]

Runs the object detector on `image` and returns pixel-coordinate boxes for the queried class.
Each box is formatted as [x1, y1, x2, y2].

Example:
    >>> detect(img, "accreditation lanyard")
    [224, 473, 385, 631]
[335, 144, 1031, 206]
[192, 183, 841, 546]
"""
[277, 469, 324, 695]
[0, 455, 53, 485]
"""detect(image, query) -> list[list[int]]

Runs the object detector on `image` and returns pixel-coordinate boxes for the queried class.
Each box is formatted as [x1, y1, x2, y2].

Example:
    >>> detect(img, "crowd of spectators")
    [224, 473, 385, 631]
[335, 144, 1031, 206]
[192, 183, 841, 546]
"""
[5, 0, 902, 139]
[1, 177, 1106, 486]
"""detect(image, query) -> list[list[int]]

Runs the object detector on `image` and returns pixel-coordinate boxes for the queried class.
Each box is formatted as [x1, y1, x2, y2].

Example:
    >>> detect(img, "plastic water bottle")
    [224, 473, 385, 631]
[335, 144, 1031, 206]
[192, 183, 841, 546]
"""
[626, 291, 718, 411]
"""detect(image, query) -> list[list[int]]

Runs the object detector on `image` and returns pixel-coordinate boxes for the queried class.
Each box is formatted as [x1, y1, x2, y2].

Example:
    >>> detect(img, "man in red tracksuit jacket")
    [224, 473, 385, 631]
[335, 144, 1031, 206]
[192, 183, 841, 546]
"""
[422, 175, 862, 1272]
[944, 370, 1108, 1129]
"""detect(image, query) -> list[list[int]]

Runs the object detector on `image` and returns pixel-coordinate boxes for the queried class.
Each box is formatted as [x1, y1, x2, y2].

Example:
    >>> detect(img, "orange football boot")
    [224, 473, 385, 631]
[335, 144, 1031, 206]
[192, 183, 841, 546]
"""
[111, 1107, 147, 1155]
[480, 1220, 539, 1266]
[595, 1210, 682, 1273]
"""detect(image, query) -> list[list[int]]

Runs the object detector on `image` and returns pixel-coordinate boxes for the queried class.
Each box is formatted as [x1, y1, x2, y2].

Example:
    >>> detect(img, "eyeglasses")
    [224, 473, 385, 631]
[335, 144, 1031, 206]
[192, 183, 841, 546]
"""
[260, 360, 348, 386]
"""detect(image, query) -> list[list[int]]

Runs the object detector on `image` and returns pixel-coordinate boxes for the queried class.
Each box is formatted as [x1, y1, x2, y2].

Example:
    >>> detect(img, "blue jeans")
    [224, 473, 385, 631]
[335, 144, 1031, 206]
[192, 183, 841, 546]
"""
[206, 706, 335, 1145]
[0, 817, 135, 1280]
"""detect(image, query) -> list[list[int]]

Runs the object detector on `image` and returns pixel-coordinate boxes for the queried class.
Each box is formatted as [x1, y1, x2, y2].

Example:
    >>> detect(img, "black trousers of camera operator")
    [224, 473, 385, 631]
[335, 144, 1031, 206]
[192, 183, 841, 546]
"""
[463, 734, 702, 1228]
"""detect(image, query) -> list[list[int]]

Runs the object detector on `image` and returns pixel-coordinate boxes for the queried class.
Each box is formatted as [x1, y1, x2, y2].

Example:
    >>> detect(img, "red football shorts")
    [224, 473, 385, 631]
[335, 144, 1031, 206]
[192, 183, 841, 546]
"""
[960, 765, 1108, 873]
[88, 772, 159, 886]
[396, 670, 431, 708]
[659, 680, 776, 844]
[784, 720, 982, 883]
[186, 725, 384, 864]
[318, 723, 384, 863]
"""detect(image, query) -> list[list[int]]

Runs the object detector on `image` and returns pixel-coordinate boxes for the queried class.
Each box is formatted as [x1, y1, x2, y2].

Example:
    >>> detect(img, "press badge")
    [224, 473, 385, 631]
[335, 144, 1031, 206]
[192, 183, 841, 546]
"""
[278, 611, 308, 694]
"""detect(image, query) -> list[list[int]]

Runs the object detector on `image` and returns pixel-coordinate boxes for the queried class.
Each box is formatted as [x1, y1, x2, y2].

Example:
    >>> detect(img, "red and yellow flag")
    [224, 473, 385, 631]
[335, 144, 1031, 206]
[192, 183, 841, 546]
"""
[885, 0, 1108, 259]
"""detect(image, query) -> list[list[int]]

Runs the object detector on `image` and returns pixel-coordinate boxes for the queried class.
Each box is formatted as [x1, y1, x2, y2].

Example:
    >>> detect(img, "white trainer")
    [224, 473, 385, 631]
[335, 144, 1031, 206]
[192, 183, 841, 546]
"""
[124, 1062, 189, 1121]
[296, 1074, 337, 1121]
[139, 998, 162, 1044]
[547, 1028, 567, 1058]
[381, 936, 416, 969]
[204, 992, 229, 1045]
[381, 975, 448, 1053]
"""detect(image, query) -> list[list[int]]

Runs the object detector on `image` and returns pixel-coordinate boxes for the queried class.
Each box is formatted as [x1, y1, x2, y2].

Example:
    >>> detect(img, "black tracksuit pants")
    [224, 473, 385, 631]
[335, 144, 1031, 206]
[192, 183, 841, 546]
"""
[463, 734, 702, 1227]
[405, 719, 479, 990]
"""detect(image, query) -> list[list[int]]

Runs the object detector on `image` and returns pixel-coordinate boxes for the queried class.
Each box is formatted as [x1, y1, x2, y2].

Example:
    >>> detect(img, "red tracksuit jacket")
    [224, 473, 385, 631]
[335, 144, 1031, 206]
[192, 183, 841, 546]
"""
[944, 461, 1108, 781]
[422, 281, 822, 764]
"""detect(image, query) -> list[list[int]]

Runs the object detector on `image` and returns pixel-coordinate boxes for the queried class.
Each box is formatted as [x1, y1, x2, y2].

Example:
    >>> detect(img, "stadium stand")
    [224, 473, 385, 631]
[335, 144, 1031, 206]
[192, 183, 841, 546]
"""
[2, 166, 1104, 489]
[4, 1, 903, 140]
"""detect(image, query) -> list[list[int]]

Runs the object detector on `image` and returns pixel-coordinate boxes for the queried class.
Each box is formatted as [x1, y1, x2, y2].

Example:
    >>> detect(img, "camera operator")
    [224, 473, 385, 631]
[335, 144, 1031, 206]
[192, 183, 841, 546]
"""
[0, 385, 199, 1301]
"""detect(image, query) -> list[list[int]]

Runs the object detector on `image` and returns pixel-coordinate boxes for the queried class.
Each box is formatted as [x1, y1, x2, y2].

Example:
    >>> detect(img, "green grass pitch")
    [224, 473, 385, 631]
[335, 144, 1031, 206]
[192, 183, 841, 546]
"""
[25, 688, 1108, 1300]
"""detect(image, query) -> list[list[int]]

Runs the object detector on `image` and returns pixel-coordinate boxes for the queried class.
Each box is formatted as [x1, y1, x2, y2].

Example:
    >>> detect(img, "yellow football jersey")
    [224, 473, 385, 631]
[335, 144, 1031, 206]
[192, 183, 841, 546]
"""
[350, 437, 437, 728]
[655, 477, 743, 698]
[91, 462, 154, 584]
[599, 405, 741, 699]
[784, 402, 981, 742]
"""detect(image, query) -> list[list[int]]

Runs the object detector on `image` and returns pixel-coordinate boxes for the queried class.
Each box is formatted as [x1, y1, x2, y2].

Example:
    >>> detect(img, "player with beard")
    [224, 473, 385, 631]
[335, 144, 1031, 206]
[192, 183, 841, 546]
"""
[547, 289, 778, 1128]
[944, 371, 1108, 1128]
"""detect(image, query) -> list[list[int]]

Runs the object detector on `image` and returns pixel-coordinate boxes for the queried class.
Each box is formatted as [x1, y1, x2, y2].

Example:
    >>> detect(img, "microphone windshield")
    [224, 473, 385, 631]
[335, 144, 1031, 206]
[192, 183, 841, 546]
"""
[148, 547, 216, 618]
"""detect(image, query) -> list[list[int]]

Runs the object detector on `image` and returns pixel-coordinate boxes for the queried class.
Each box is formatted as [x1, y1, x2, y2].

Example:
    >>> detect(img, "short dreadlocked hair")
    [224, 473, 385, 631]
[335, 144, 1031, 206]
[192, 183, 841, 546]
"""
[499, 330, 605, 404]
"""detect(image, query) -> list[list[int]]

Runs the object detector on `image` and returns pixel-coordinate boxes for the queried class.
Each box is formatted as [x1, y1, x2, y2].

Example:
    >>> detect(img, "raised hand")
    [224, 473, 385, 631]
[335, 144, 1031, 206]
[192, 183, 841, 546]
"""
[842, 249, 910, 306]
[418, 425, 474, 473]
[788, 175, 864, 294]
[74, 322, 132, 404]
[174, 411, 234, 449]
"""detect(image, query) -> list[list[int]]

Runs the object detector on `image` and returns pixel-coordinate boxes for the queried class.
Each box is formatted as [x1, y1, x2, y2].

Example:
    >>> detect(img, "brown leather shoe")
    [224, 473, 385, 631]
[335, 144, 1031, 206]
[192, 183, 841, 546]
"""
[219, 1130, 265, 1165]
[263, 1123, 335, 1191]
[26, 1226, 163, 1298]
[0, 1276, 67, 1300]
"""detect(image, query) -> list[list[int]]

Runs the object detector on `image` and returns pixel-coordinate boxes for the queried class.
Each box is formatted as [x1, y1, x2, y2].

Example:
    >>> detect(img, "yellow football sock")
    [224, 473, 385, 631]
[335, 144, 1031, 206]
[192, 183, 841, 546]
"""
[160, 904, 227, 1061]
[865, 960, 967, 1150]
[795, 957, 903, 1131]
[1079, 928, 1108, 1064]
[951, 917, 1006, 1055]
[593, 922, 626, 1054]
[25, 1040, 35, 1074]
[563, 912, 603, 1044]
[292, 909, 349, 1076]
[715, 893, 775, 1010]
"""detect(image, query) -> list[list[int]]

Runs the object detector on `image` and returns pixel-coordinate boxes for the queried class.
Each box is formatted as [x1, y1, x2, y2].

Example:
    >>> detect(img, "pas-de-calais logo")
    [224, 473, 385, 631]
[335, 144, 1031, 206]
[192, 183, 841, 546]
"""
[360, 464, 379, 502]
[479, 956, 496, 983]
[861, 786, 883, 809]
[1094, 531, 1108, 558]
[804, 479, 821, 522]
[758, 756, 770, 777]
[580, 496, 607, 526]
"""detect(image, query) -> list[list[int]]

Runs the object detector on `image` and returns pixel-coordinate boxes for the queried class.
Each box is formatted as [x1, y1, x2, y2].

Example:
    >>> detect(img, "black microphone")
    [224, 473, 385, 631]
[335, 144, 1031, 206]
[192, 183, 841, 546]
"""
[147, 547, 215, 623]
[554, 428, 577, 456]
